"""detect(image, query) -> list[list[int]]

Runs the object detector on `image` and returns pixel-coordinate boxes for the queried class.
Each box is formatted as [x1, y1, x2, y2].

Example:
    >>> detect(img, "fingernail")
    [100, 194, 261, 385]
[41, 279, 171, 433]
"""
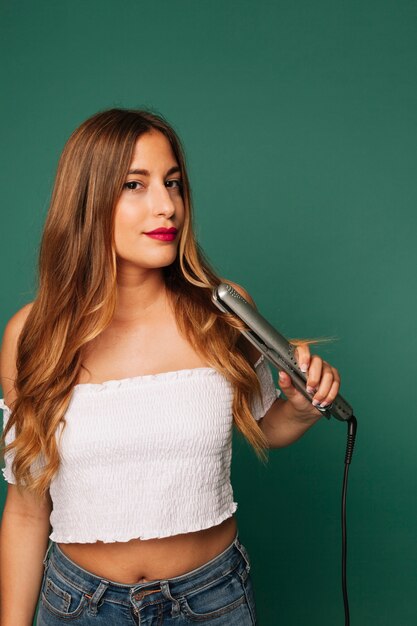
[300, 363, 308, 372]
[306, 386, 315, 394]
[312, 399, 320, 406]
[319, 401, 328, 408]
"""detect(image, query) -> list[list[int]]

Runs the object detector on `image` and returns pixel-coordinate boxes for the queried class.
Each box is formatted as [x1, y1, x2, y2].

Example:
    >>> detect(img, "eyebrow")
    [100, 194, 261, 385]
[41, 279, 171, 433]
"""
[127, 165, 181, 177]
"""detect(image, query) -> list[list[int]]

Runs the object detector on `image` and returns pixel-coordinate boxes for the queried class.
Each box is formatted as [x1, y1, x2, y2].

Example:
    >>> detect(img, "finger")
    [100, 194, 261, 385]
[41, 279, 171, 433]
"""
[279, 371, 314, 407]
[310, 365, 335, 406]
[316, 369, 341, 407]
[305, 354, 322, 394]
[295, 344, 311, 373]
[278, 370, 291, 386]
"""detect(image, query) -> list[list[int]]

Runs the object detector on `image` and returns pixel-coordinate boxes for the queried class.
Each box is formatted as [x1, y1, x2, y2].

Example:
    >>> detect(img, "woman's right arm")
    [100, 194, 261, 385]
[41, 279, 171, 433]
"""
[0, 304, 53, 626]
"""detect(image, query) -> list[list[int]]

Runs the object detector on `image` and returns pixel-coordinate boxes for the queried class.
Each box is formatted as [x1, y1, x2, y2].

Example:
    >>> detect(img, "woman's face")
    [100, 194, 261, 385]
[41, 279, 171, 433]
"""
[113, 129, 185, 272]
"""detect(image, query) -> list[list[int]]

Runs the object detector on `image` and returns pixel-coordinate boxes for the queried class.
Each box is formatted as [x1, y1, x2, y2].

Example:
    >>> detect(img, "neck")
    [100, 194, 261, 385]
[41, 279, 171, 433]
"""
[113, 265, 168, 323]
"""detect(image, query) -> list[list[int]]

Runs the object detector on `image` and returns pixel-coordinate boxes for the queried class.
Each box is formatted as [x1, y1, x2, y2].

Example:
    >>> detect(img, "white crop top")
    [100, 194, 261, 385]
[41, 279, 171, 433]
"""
[1, 355, 281, 543]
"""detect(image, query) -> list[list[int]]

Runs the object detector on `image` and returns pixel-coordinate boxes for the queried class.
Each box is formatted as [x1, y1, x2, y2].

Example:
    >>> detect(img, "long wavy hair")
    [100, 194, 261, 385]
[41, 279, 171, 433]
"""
[1, 108, 333, 501]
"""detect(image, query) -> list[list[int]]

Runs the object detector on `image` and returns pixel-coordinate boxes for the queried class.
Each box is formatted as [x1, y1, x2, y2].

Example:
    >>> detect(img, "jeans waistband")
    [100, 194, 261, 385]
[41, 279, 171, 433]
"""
[44, 529, 249, 607]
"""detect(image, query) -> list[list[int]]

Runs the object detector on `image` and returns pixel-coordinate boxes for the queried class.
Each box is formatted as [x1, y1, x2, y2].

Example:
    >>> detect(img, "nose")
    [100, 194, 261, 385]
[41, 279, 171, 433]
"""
[150, 182, 176, 218]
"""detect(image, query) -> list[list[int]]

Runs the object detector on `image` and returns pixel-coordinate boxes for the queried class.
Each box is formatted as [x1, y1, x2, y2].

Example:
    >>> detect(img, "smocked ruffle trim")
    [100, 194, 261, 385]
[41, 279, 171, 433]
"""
[2, 465, 17, 484]
[72, 366, 223, 393]
[0, 358, 271, 399]
[0, 399, 11, 413]
[50, 502, 238, 544]
[73, 355, 272, 394]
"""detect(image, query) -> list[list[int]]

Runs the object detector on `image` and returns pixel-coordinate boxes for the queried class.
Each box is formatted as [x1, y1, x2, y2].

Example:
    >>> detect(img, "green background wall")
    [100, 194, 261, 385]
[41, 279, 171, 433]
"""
[1, 1, 416, 624]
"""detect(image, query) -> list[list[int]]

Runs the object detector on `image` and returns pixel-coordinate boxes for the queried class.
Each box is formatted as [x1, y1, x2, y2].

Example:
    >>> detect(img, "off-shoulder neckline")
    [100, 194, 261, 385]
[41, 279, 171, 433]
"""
[73, 354, 265, 391]
[0, 355, 266, 403]
[72, 366, 218, 392]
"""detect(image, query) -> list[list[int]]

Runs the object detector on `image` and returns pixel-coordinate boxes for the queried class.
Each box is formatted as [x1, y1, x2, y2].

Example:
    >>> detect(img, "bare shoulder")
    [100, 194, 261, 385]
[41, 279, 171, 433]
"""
[220, 279, 261, 365]
[0, 302, 34, 404]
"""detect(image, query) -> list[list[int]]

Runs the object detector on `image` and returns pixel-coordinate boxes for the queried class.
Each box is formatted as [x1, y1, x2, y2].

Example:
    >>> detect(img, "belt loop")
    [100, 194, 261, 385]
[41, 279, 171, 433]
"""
[160, 581, 181, 617]
[235, 537, 251, 572]
[86, 580, 109, 615]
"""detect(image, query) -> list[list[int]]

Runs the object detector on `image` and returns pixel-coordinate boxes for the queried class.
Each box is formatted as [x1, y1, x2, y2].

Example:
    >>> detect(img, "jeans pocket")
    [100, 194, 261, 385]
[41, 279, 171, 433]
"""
[41, 559, 88, 620]
[178, 566, 247, 622]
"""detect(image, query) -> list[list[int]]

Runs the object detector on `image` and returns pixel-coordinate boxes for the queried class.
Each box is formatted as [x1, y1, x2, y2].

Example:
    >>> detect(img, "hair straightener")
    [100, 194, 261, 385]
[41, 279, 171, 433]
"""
[212, 282, 358, 626]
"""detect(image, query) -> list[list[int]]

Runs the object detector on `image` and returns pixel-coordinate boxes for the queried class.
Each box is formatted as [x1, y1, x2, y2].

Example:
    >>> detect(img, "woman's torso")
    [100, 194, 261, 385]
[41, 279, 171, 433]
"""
[57, 289, 245, 584]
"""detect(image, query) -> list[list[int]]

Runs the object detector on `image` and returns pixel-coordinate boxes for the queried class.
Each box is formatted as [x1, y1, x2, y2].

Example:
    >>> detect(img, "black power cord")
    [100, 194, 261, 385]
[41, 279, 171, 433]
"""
[341, 415, 358, 625]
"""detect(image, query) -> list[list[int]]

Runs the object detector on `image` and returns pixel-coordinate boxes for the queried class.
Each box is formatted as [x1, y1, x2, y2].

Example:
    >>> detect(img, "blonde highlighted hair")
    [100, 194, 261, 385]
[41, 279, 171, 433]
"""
[1, 108, 335, 501]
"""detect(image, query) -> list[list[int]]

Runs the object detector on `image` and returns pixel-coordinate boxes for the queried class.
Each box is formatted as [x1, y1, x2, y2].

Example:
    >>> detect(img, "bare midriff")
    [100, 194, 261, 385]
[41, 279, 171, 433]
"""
[57, 515, 237, 585]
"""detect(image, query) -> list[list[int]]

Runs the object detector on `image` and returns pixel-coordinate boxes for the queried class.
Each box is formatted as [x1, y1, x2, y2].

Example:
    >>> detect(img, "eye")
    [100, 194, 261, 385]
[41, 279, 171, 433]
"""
[123, 181, 143, 191]
[166, 179, 182, 190]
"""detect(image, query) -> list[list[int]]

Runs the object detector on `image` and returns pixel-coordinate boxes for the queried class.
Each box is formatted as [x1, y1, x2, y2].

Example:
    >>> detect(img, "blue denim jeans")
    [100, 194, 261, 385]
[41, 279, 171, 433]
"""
[36, 532, 257, 625]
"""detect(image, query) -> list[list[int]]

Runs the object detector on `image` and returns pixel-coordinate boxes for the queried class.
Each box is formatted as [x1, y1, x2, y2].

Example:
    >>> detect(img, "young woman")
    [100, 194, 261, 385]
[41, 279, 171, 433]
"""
[0, 108, 340, 625]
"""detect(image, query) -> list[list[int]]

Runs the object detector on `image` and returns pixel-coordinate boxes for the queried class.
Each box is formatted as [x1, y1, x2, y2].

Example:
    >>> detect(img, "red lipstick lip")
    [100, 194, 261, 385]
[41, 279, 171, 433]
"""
[144, 227, 178, 234]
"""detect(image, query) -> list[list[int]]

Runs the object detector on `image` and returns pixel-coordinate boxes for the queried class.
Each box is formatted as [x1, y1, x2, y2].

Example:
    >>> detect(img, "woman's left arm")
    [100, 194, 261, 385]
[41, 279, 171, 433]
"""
[224, 280, 341, 450]
[259, 343, 341, 449]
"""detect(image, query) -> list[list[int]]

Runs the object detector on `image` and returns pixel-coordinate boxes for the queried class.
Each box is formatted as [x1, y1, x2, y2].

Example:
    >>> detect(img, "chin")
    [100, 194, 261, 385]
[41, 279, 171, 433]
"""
[135, 253, 179, 269]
